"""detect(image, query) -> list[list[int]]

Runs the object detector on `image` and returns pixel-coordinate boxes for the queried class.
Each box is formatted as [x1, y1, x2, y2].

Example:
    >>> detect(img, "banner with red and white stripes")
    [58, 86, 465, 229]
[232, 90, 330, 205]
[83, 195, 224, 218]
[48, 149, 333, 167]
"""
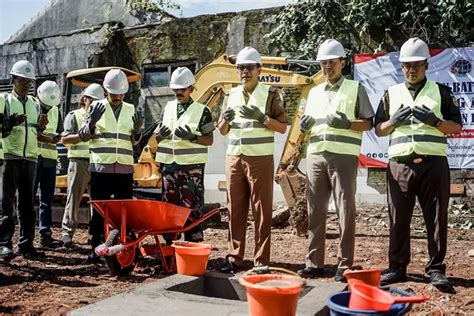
[354, 47, 474, 169]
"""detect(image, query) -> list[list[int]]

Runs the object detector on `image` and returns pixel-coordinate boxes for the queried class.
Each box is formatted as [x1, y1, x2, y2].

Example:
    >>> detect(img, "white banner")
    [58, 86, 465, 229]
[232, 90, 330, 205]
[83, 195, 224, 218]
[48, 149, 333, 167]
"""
[354, 47, 474, 168]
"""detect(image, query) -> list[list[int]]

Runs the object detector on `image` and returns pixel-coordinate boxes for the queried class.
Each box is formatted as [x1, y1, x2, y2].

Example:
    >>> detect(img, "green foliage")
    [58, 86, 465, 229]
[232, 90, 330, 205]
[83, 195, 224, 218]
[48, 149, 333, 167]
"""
[126, 0, 180, 13]
[267, 0, 474, 59]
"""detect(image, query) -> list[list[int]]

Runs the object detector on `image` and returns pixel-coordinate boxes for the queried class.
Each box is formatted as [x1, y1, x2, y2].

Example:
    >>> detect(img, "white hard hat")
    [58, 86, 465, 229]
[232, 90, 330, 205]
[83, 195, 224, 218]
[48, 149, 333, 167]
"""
[10, 60, 36, 80]
[83, 83, 105, 100]
[316, 39, 346, 61]
[399, 37, 430, 62]
[236, 46, 262, 65]
[103, 69, 129, 94]
[37, 80, 61, 107]
[169, 67, 196, 89]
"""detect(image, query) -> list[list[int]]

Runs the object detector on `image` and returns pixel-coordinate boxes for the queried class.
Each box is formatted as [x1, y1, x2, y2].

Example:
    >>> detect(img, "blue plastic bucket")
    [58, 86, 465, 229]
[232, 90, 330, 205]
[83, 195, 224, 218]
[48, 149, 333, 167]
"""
[327, 287, 412, 316]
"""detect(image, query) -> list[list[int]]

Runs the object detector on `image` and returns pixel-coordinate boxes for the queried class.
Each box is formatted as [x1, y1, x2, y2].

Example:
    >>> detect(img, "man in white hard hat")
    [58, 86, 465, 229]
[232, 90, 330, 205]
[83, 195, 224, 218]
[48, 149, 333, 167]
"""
[297, 39, 374, 282]
[154, 67, 214, 243]
[0, 60, 48, 260]
[35, 80, 64, 248]
[79, 69, 143, 262]
[61, 83, 104, 248]
[375, 37, 461, 292]
[218, 46, 288, 272]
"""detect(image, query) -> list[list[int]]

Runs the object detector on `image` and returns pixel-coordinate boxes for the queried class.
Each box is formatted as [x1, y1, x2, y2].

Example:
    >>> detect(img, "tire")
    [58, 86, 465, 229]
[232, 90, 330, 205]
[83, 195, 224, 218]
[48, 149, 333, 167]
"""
[105, 229, 139, 276]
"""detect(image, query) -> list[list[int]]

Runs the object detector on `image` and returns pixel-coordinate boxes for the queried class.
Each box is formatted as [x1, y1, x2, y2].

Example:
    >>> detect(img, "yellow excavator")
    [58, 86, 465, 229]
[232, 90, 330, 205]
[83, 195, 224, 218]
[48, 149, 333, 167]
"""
[58, 57, 325, 235]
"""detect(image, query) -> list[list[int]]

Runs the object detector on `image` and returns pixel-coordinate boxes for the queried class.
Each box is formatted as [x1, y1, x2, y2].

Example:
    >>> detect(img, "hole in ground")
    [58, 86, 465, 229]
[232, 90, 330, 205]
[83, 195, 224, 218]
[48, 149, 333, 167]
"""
[166, 275, 314, 301]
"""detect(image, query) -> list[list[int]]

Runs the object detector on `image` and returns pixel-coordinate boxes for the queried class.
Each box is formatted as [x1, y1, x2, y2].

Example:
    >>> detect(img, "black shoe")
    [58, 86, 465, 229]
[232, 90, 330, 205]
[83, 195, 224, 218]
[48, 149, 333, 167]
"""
[381, 267, 406, 285]
[0, 246, 15, 260]
[430, 271, 455, 293]
[334, 268, 348, 282]
[185, 230, 204, 243]
[18, 247, 46, 260]
[86, 250, 102, 264]
[297, 267, 325, 279]
[220, 260, 239, 273]
[41, 235, 62, 248]
[62, 235, 73, 248]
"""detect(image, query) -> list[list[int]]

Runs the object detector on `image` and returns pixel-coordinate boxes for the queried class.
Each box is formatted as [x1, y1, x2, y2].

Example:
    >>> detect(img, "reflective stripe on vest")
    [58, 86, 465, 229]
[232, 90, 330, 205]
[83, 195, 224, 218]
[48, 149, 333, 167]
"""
[38, 106, 59, 160]
[226, 83, 274, 156]
[388, 81, 446, 158]
[305, 79, 362, 156]
[68, 108, 90, 159]
[89, 99, 135, 166]
[155, 100, 209, 165]
[2, 94, 40, 159]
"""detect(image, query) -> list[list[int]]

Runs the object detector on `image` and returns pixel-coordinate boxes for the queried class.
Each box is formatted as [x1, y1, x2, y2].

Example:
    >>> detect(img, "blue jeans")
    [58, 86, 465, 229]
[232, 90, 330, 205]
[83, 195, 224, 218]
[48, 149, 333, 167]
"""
[35, 157, 57, 237]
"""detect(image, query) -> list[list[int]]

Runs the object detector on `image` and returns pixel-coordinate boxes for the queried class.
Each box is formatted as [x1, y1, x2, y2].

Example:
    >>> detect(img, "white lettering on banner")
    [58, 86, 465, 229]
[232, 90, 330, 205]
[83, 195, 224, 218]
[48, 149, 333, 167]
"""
[354, 47, 474, 169]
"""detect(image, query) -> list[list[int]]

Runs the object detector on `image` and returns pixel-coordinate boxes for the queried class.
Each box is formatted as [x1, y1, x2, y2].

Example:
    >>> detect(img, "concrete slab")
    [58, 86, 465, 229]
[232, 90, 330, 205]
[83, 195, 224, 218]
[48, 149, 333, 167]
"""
[70, 272, 346, 316]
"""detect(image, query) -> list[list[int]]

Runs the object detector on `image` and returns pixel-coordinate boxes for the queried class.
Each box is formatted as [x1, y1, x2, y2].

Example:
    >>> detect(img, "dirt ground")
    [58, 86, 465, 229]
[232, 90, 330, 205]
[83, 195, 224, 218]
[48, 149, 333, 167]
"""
[0, 204, 472, 315]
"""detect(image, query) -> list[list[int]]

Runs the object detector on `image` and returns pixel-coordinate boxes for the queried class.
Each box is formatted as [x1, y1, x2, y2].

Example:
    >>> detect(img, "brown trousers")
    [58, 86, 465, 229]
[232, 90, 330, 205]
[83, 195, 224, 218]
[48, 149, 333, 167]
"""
[387, 156, 449, 274]
[305, 152, 358, 270]
[226, 155, 274, 266]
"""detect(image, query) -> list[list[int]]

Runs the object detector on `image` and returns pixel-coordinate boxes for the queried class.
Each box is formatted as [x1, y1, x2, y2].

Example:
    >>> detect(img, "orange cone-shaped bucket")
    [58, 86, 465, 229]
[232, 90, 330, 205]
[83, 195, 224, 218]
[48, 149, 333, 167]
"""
[343, 269, 383, 290]
[172, 242, 211, 276]
[239, 270, 304, 316]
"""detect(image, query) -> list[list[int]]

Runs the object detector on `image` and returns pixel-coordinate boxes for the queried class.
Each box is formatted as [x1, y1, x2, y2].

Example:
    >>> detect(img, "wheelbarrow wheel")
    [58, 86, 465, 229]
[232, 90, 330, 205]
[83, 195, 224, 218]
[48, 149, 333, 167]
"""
[105, 229, 139, 276]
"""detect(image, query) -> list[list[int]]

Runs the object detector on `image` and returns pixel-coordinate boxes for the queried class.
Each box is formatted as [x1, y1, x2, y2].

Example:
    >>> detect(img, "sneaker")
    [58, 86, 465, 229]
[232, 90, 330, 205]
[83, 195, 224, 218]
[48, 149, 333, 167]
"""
[0, 246, 15, 260]
[18, 247, 46, 260]
[220, 260, 239, 273]
[381, 267, 407, 285]
[41, 235, 62, 248]
[334, 268, 348, 282]
[430, 271, 455, 293]
[62, 235, 73, 248]
[297, 267, 325, 279]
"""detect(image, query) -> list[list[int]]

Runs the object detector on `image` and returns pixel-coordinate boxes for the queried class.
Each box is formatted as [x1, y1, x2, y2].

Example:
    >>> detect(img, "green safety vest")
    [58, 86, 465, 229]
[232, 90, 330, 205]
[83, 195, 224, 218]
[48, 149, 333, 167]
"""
[38, 105, 59, 160]
[155, 100, 209, 165]
[1, 93, 40, 159]
[89, 99, 135, 166]
[388, 80, 446, 158]
[226, 83, 274, 156]
[305, 79, 362, 156]
[67, 108, 90, 159]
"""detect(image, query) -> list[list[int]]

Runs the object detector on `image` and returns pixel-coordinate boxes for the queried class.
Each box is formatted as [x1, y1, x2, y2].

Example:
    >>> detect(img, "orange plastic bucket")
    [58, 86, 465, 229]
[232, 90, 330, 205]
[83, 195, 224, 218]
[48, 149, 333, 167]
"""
[343, 269, 383, 290]
[172, 242, 211, 276]
[239, 273, 304, 316]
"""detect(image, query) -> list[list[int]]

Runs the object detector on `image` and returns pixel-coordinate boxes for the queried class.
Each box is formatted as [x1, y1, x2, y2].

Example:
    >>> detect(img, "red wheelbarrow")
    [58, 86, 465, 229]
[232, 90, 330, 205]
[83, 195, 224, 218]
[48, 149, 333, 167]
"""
[90, 199, 221, 276]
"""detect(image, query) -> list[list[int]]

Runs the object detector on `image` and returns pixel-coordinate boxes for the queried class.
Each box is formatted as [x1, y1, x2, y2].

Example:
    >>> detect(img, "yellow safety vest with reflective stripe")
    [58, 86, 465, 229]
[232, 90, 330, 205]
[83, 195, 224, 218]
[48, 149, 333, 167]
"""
[2, 93, 40, 159]
[0, 95, 4, 160]
[67, 108, 90, 159]
[388, 80, 446, 158]
[89, 99, 135, 166]
[226, 83, 274, 156]
[305, 79, 362, 156]
[38, 106, 59, 160]
[155, 100, 209, 165]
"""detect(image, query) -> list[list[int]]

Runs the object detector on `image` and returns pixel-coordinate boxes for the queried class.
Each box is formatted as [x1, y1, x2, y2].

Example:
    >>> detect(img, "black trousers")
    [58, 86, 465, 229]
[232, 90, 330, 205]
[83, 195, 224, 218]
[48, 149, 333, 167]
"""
[387, 156, 449, 274]
[89, 172, 133, 247]
[0, 159, 37, 250]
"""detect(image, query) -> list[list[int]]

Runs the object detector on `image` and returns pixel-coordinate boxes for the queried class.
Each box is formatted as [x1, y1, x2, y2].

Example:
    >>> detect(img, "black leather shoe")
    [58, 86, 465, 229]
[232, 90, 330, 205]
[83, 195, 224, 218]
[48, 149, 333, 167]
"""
[334, 268, 348, 282]
[381, 267, 406, 285]
[0, 246, 15, 260]
[430, 271, 455, 293]
[41, 235, 62, 248]
[86, 250, 102, 264]
[220, 260, 239, 273]
[185, 230, 204, 243]
[18, 247, 45, 260]
[297, 267, 325, 279]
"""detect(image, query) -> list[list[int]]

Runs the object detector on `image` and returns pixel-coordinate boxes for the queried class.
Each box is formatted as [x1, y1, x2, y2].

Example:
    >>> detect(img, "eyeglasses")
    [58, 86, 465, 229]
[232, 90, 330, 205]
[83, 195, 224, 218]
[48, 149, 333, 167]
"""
[237, 64, 258, 72]
[401, 62, 427, 70]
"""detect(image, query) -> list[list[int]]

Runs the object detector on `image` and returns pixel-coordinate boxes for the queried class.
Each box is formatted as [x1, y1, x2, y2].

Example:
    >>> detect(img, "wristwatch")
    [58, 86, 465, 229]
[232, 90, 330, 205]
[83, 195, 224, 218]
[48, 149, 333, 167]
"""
[263, 115, 271, 125]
